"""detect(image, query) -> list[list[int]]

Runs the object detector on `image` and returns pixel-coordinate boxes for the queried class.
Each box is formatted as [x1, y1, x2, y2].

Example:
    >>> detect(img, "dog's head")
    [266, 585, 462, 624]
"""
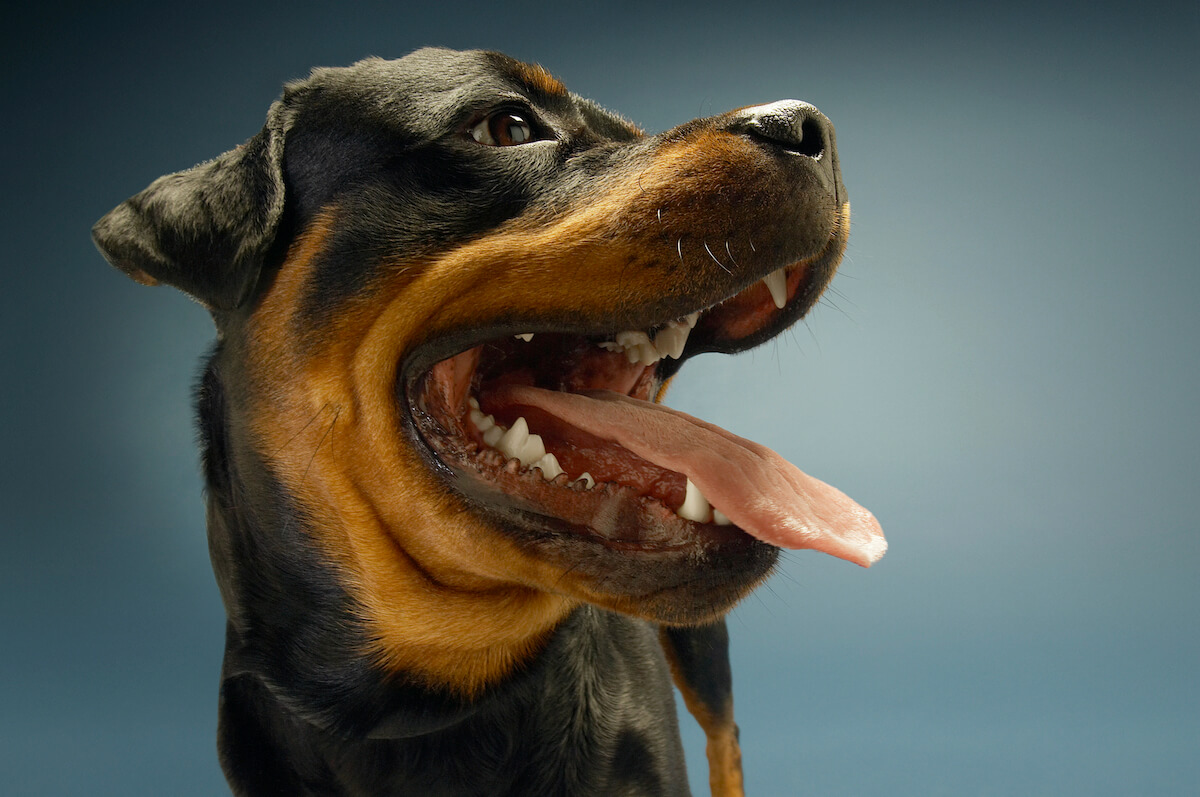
[95, 48, 884, 698]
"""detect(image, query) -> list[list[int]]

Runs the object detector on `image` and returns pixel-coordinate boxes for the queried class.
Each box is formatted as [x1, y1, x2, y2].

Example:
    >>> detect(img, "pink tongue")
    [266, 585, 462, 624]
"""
[495, 386, 887, 567]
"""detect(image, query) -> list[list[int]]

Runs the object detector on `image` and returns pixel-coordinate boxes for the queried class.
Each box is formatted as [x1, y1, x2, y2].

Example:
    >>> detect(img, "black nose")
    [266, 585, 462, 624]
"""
[728, 100, 832, 160]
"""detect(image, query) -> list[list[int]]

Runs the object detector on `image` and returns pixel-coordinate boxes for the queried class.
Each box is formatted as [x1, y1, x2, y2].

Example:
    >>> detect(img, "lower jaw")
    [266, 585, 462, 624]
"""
[424, 432, 779, 622]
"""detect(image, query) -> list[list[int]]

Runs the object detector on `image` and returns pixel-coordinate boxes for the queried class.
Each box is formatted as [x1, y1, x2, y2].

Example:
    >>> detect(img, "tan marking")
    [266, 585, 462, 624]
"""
[515, 62, 568, 97]
[244, 211, 575, 696]
[659, 628, 745, 797]
[238, 128, 848, 695]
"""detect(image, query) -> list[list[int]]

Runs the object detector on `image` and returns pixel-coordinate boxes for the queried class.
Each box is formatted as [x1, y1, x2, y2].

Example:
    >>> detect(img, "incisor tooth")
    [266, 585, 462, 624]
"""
[576, 472, 595, 489]
[678, 478, 713, 523]
[514, 333, 534, 342]
[762, 268, 788, 309]
[712, 508, 732, 526]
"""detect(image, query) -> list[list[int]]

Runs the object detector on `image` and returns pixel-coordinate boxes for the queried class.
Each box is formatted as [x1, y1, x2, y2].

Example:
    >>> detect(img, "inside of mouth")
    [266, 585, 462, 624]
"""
[410, 262, 886, 566]
[413, 264, 803, 529]
[419, 322, 701, 521]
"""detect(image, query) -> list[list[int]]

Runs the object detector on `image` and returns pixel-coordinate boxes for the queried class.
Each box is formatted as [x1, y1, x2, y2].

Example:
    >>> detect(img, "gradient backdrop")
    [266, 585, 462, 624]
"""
[4, 2, 1197, 794]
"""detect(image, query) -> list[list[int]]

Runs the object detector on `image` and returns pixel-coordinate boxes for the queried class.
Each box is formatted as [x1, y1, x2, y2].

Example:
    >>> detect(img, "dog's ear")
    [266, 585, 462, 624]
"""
[92, 101, 288, 312]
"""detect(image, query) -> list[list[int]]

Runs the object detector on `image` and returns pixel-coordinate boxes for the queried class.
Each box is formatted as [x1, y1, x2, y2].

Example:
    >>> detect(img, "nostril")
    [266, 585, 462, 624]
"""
[734, 100, 829, 159]
[792, 117, 825, 159]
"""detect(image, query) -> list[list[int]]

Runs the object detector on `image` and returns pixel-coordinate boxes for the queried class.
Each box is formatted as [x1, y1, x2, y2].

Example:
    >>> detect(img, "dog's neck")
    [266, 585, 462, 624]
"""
[200, 358, 581, 703]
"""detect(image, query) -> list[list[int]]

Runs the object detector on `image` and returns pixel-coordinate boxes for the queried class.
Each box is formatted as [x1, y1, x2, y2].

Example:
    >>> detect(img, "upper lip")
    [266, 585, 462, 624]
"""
[399, 209, 848, 423]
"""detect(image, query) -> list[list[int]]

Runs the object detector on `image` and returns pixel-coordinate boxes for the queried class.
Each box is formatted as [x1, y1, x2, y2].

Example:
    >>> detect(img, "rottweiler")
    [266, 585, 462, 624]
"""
[93, 48, 886, 797]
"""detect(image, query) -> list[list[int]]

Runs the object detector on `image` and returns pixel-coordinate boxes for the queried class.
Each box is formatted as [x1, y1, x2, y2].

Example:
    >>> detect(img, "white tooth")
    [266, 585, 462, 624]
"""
[514, 333, 534, 342]
[637, 342, 662, 365]
[625, 346, 641, 364]
[468, 397, 480, 410]
[712, 508, 733, 526]
[615, 330, 651, 348]
[497, 417, 529, 459]
[470, 410, 495, 432]
[684, 311, 700, 329]
[519, 432, 546, 466]
[762, 268, 788, 309]
[598, 341, 622, 352]
[652, 327, 676, 356]
[576, 472, 595, 489]
[654, 326, 688, 359]
[678, 478, 713, 523]
[482, 424, 505, 447]
[533, 452, 563, 481]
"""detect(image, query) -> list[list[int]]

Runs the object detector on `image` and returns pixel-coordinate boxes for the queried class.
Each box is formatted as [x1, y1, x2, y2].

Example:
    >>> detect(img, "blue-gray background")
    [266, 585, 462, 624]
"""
[4, 1, 1197, 794]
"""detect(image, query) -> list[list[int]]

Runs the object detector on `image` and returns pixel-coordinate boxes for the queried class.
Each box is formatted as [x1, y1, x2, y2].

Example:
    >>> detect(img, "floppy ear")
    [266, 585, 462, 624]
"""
[92, 101, 288, 312]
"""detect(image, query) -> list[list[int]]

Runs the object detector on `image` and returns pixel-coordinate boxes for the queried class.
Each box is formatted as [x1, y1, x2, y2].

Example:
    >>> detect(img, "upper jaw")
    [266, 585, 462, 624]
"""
[399, 202, 848, 393]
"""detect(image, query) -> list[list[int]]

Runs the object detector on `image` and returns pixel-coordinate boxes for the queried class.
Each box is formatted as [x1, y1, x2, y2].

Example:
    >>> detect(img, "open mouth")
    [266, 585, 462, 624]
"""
[404, 241, 886, 568]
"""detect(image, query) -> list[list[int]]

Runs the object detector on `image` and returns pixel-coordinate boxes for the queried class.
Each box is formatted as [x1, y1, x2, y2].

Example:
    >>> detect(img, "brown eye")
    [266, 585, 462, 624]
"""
[470, 111, 535, 146]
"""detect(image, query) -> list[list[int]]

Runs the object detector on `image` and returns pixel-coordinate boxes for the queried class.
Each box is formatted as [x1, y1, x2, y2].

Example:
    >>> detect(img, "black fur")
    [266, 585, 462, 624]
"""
[95, 47, 849, 796]
[198, 359, 690, 794]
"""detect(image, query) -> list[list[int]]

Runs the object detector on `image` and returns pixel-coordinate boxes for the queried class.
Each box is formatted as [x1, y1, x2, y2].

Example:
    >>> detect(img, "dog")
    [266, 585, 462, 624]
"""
[93, 48, 885, 797]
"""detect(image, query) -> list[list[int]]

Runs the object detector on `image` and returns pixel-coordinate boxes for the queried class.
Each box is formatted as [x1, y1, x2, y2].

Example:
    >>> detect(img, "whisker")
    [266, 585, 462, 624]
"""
[703, 240, 732, 274]
[825, 284, 860, 312]
[303, 405, 341, 482]
[818, 294, 855, 322]
[271, 402, 335, 458]
[553, 558, 586, 591]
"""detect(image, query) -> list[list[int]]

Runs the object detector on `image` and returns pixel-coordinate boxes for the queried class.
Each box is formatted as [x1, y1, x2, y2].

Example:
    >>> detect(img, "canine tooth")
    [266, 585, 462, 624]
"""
[678, 478, 713, 523]
[533, 453, 563, 481]
[762, 268, 788, 309]
[482, 424, 505, 448]
[576, 472, 595, 490]
[712, 508, 733, 526]
[514, 333, 534, 342]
